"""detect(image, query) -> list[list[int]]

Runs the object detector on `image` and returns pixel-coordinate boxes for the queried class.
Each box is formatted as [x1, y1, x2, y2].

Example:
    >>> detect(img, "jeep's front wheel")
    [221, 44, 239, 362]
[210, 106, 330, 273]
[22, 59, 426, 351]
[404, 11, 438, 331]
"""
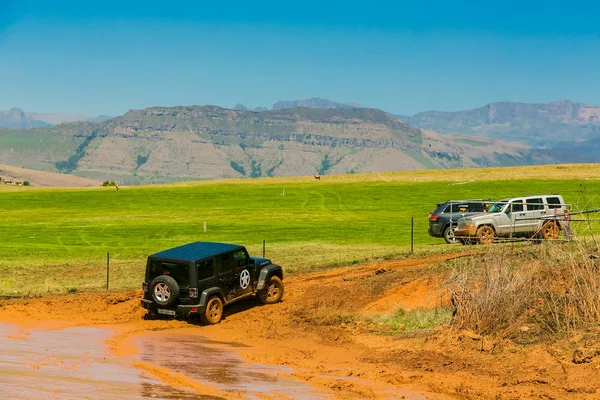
[258, 276, 284, 304]
[150, 275, 179, 307]
[201, 296, 223, 325]
[476, 225, 495, 244]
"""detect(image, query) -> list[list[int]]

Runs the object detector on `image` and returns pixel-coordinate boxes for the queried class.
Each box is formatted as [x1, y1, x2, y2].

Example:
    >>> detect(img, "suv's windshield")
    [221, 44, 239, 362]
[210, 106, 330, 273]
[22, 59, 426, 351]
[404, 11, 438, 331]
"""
[487, 202, 506, 213]
[149, 260, 190, 285]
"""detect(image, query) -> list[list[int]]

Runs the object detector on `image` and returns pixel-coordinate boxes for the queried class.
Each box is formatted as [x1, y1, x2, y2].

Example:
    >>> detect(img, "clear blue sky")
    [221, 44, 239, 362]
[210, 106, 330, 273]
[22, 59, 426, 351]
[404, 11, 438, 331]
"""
[1, 0, 600, 116]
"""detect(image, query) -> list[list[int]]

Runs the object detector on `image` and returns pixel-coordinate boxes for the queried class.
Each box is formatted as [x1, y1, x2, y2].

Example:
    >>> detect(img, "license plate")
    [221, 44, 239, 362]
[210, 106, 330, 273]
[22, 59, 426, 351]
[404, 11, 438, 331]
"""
[157, 309, 176, 316]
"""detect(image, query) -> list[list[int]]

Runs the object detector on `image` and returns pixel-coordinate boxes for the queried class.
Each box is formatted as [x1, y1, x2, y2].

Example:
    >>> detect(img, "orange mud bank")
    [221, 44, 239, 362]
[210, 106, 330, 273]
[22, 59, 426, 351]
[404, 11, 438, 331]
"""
[1, 253, 600, 399]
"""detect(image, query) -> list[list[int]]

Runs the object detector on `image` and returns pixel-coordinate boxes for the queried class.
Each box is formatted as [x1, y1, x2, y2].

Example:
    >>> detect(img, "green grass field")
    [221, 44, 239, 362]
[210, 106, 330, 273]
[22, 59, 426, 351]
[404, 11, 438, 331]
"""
[1, 168, 599, 296]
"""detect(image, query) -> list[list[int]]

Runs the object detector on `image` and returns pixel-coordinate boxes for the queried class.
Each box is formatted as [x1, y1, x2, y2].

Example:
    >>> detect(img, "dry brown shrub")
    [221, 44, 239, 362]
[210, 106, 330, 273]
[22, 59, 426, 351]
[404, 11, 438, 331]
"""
[448, 240, 600, 339]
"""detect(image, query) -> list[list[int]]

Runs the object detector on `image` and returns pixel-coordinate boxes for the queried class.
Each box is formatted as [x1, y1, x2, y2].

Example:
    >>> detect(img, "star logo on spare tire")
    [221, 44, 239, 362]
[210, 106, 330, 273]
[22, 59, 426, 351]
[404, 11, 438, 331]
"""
[240, 269, 250, 289]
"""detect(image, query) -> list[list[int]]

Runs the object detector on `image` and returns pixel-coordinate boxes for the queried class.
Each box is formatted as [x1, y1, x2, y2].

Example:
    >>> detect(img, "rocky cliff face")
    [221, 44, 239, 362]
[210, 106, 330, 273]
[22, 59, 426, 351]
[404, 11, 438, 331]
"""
[0, 105, 593, 185]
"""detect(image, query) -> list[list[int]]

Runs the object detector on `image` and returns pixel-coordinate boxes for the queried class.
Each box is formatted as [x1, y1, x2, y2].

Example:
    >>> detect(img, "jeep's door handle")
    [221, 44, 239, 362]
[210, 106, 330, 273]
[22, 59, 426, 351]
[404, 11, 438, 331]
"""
[518, 213, 525, 216]
[540, 211, 546, 215]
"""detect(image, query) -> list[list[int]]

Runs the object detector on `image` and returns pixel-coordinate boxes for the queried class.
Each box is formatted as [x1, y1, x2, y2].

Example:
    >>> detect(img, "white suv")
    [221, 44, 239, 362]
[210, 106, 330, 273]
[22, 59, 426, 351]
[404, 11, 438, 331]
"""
[454, 195, 568, 244]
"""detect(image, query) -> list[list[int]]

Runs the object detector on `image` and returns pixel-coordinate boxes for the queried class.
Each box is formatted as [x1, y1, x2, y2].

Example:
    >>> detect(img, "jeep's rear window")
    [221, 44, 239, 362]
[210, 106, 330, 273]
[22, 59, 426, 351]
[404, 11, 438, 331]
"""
[149, 261, 189, 285]
[526, 198, 544, 211]
[547, 197, 562, 209]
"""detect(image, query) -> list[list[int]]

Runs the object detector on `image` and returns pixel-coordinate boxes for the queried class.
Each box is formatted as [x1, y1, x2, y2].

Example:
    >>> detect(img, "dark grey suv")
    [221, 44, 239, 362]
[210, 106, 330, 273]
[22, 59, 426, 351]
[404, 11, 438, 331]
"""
[428, 200, 491, 244]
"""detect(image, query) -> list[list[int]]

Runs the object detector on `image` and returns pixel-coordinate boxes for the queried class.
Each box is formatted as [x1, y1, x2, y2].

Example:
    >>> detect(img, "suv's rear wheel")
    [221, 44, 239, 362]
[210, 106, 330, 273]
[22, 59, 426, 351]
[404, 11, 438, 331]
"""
[476, 225, 495, 244]
[201, 296, 223, 325]
[150, 275, 180, 307]
[258, 276, 284, 304]
[443, 225, 458, 244]
[541, 221, 560, 240]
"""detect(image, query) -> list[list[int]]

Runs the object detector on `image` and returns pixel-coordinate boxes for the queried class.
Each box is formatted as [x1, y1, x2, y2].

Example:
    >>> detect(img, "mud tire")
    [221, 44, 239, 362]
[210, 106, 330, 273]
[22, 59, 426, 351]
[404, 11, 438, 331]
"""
[150, 275, 179, 307]
[258, 276, 284, 305]
[443, 225, 458, 244]
[541, 221, 560, 240]
[476, 225, 495, 245]
[201, 296, 223, 325]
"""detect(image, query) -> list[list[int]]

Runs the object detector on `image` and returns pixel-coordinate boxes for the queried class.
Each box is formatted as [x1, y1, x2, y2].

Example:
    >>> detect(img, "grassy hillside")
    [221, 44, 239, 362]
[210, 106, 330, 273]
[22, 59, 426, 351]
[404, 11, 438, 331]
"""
[1, 165, 599, 296]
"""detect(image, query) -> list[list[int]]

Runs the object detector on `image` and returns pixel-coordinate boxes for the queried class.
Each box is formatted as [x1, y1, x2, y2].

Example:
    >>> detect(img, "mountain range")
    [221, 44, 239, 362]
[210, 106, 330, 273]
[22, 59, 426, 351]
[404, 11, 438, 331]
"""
[0, 98, 598, 185]
[0, 103, 595, 185]
[401, 100, 600, 155]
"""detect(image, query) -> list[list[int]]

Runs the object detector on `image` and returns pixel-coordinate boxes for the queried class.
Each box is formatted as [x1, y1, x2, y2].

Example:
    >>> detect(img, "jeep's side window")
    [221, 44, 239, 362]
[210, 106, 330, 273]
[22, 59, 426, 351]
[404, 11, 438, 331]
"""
[217, 254, 234, 273]
[547, 197, 562, 209]
[233, 250, 249, 266]
[197, 260, 214, 281]
[526, 198, 544, 211]
[510, 200, 524, 212]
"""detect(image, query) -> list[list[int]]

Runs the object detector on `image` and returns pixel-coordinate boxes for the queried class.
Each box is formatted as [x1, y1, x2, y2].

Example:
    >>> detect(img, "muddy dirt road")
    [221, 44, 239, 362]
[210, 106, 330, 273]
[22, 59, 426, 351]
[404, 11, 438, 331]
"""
[1, 252, 599, 399]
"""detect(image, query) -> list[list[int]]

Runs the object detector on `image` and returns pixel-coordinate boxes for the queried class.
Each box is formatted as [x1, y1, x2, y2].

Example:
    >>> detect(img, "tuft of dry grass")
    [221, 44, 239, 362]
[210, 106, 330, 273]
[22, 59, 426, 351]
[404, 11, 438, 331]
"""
[447, 240, 600, 339]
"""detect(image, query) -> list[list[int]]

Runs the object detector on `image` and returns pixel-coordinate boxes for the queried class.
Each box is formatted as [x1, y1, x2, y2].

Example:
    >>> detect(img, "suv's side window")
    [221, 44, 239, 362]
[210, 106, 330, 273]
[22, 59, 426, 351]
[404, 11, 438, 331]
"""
[510, 200, 524, 212]
[197, 259, 214, 281]
[526, 198, 544, 211]
[547, 197, 562, 209]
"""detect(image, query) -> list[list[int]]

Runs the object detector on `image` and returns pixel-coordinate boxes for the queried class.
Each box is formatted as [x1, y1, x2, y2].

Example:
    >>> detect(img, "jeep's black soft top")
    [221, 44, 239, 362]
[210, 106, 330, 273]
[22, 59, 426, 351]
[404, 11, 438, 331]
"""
[149, 242, 245, 263]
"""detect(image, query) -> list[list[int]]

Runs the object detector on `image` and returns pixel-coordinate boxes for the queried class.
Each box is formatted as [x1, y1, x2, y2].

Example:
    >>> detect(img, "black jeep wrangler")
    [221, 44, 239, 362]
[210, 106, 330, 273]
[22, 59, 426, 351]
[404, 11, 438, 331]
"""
[141, 242, 284, 324]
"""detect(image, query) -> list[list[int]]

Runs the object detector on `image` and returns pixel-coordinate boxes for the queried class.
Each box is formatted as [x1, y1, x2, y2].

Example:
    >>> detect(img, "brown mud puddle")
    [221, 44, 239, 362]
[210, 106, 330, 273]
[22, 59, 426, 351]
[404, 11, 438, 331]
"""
[0, 323, 203, 399]
[135, 332, 333, 399]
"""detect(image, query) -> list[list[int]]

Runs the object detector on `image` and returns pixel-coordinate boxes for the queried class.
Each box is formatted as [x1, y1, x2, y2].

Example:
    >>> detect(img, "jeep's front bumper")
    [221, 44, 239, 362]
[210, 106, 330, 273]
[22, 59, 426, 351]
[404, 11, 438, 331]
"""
[454, 223, 477, 238]
[141, 299, 205, 317]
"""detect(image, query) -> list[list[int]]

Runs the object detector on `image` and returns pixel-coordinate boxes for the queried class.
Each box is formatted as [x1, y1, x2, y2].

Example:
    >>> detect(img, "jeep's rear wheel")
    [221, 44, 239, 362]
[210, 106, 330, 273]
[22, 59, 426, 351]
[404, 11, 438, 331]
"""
[476, 225, 495, 244]
[150, 275, 179, 307]
[541, 221, 560, 240]
[201, 296, 223, 325]
[258, 276, 284, 304]
[443, 225, 458, 244]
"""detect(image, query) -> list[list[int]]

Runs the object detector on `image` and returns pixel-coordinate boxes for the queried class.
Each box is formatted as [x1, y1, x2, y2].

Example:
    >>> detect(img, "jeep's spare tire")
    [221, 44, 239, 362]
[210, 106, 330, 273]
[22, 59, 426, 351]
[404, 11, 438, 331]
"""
[150, 275, 179, 307]
[258, 276, 284, 304]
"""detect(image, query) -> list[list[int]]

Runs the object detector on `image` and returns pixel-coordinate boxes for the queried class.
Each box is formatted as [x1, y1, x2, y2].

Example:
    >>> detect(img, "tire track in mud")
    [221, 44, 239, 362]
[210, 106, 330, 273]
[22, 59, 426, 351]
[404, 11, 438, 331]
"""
[289, 251, 473, 286]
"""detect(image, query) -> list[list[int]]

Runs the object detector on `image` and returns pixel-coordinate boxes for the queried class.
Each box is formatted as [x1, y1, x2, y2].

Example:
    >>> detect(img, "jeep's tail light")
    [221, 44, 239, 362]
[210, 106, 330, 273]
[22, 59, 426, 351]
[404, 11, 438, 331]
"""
[189, 288, 198, 298]
[142, 282, 148, 292]
[429, 215, 438, 221]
